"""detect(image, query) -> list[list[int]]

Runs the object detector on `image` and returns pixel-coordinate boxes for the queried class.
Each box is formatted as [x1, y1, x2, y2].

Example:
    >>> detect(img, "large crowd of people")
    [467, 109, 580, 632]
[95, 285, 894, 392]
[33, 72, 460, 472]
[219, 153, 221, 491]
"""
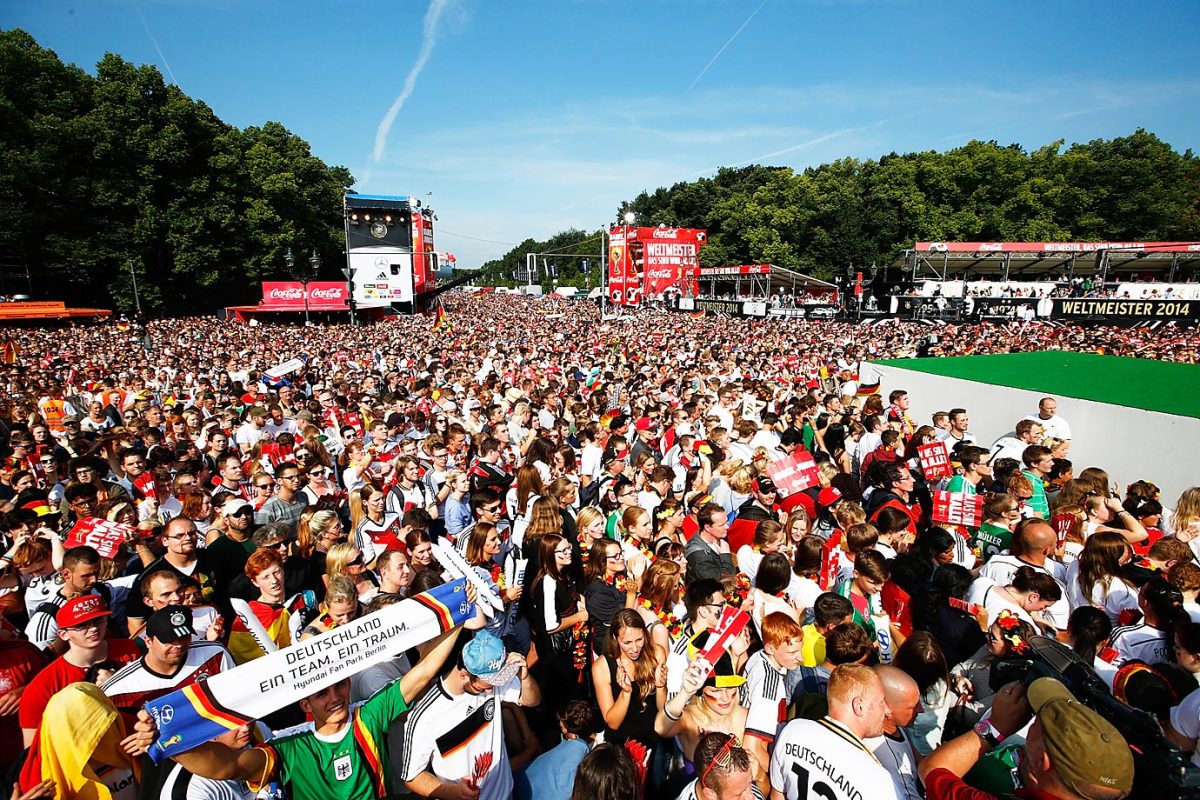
[0, 291, 1198, 800]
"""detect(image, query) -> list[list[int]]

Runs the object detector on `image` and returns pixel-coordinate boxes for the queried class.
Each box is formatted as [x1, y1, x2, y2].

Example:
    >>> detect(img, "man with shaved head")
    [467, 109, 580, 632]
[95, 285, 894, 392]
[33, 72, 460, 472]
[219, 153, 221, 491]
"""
[769, 663, 901, 799]
[865, 665, 924, 800]
[974, 518, 1069, 629]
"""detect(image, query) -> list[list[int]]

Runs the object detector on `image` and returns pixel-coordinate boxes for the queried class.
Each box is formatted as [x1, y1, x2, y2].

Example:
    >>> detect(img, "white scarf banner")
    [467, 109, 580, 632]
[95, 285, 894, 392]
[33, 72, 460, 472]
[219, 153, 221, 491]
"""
[144, 577, 473, 762]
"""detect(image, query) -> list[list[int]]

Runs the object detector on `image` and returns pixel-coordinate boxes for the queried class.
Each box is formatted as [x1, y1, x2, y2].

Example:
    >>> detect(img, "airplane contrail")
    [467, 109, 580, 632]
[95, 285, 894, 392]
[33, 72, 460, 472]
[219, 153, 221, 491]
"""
[686, 0, 768, 94]
[131, 0, 178, 87]
[373, 0, 450, 163]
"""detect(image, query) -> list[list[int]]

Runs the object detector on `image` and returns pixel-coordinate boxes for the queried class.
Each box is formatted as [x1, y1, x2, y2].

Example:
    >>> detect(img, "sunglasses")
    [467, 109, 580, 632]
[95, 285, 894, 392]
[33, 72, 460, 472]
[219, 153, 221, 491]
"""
[346, 554, 364, 567]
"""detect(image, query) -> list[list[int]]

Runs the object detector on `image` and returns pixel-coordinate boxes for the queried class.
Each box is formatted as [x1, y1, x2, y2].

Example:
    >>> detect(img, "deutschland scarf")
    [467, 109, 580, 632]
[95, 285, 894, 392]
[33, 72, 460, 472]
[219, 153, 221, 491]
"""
[145, 578, 474, 762]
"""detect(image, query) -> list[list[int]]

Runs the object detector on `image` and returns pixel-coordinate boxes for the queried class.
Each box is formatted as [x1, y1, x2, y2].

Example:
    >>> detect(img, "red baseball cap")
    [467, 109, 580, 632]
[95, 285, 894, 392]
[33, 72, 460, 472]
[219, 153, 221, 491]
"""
[635, 417, 654, 432]
[817, 486, 843, 509]
[56, 595, 112, 629]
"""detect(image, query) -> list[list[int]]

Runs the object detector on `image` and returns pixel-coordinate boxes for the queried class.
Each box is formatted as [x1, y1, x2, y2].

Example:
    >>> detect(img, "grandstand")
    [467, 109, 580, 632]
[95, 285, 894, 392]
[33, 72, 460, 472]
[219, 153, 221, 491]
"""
[895, 241, 1200, 283]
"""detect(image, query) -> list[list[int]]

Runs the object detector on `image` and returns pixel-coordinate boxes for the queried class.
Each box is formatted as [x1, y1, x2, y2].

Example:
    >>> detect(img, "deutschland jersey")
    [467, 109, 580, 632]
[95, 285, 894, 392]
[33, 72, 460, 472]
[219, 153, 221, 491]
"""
[769, 716, 900, 800]
[400, 677, 518, 800]
[253, 679, 407, 800]
[101, 642, 235, 713]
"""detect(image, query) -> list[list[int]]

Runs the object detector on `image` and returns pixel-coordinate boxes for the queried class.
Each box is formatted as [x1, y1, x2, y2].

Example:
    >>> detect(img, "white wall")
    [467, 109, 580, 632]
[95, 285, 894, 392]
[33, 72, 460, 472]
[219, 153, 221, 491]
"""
[867, 361, 1200, 507]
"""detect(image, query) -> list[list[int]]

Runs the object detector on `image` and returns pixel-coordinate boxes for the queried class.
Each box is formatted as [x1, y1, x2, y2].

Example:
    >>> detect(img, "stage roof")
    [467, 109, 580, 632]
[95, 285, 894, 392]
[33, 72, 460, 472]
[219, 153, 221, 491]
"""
[895, 241, 1200, 280]
[0, 301, 110, 321]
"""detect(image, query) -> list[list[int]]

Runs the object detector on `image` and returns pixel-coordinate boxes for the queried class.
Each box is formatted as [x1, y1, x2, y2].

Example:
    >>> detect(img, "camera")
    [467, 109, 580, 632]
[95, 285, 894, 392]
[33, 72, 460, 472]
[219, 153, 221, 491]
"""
[991, 636, 1200, 799]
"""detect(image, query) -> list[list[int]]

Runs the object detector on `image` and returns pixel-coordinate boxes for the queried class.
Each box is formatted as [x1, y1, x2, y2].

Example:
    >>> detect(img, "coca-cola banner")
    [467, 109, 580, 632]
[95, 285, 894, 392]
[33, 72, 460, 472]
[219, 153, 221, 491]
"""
[260, 282, 349, 309]
[642, 227, 704, 300]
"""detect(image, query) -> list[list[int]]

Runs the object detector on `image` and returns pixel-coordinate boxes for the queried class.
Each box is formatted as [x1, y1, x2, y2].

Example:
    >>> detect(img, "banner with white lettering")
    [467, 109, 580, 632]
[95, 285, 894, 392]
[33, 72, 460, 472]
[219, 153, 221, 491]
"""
[932, 490, 984, 528]
[917, 442, 953, 479]
[144, 578, 473, 762]
[767, 449, 820, 496]
[65, 518, 135, 559]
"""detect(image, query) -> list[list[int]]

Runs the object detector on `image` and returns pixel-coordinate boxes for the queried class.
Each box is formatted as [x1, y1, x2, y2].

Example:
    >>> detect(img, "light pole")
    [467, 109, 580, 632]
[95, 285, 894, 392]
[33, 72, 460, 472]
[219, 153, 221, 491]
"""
[308, 249, 320, 325]
[285, 247, 317, 326]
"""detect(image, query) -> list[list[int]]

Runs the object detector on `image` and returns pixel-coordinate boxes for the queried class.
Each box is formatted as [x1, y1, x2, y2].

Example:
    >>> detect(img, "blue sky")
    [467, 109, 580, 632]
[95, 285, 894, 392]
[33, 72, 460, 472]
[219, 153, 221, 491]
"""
[6, 0, 1199, 268]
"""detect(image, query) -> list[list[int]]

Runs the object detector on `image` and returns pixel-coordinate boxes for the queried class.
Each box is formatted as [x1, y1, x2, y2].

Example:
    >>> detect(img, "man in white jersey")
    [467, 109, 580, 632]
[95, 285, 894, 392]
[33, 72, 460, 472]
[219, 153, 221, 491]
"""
[400, 630, 541, 800]
[975, 520, 1068, 629]
[101, 606, 234, 713]
[769, 664, 901, 800]
[863, 666, 923, 800]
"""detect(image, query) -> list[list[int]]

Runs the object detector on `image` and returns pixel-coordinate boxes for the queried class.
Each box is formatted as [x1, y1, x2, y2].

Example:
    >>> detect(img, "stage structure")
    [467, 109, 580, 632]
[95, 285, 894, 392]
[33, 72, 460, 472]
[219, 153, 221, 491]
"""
[607, 225, 706, 306]
[344, 194, 438, 315]
[898, 241, 1200, 284]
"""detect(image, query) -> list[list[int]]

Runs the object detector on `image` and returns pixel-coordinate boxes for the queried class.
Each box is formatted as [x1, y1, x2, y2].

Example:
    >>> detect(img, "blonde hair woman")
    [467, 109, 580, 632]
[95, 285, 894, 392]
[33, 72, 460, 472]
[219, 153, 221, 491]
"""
[300, 574, 361, 640]
[1170, 487, 1200, 561]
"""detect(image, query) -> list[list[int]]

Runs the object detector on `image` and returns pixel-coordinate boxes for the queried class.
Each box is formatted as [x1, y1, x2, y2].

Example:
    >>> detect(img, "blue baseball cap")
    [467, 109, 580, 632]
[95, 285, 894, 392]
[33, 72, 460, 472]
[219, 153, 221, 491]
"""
[462, 631, 518, 686]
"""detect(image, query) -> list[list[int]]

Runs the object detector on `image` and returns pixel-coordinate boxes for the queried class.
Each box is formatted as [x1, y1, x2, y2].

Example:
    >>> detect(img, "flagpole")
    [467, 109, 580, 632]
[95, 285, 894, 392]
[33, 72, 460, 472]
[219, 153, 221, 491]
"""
[129, 260, 142, 317]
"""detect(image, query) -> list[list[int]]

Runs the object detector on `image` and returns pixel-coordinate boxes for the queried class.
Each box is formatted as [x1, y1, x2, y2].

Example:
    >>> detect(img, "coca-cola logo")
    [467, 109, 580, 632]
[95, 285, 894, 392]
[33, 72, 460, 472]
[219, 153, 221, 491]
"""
[309, 287, 343, 300]
[652, 228, 679, 239]
[646, 269, 675, 279]
[267, 288, 304, 300]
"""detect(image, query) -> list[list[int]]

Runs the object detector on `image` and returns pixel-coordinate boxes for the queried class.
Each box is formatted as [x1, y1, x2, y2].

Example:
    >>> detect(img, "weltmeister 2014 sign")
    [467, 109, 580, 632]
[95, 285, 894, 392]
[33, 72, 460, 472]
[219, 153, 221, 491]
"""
[1052, 299, 1199, 320]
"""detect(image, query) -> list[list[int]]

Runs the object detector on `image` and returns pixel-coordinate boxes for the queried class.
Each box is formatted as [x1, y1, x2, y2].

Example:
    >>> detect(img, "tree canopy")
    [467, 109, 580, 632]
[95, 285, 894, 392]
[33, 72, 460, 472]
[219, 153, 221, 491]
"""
[483, 133, 1200, 284]
[0, 29, 352, 313]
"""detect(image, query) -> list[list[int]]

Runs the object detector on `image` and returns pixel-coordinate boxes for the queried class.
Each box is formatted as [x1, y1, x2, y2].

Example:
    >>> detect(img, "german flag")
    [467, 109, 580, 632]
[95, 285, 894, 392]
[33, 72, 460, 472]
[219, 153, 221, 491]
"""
[433, 302, 448, 332]
[1, 340, 18, 365]
[856, 381, 880, 397]
[689, 311, 706, 320]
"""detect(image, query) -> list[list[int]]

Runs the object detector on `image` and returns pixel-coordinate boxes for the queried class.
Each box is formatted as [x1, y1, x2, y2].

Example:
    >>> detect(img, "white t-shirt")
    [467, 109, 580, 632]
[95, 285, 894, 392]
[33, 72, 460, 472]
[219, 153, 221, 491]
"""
[864, 728, 922, 800]
[966, 579, 1037, 629]
[1170, 686, 1200, 768]
[787, 576, 824, 625]
[1023, 413, 1071, 441]
[1063, 561, 1140, 623]
[400, 678, 519, 800]
[741, 650, 788, 742]
[978, 554, 1069, 629]
[1109, 622, 1173, 666]
[770, 717, 901, 800]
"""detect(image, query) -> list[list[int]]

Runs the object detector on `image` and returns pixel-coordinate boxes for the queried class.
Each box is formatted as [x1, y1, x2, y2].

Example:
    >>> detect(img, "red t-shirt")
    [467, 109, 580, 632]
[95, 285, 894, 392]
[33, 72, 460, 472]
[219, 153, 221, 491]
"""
[0, 641, 46, 765]
[18, 639, 141, 731]
[925, 767, 1057, 800]
[1131, 525, 1164, 557]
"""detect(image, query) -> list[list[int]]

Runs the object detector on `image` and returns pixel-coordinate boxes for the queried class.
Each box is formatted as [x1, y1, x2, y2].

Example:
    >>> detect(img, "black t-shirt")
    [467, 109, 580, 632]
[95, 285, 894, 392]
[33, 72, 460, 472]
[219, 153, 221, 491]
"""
[126, 550, 231, 620]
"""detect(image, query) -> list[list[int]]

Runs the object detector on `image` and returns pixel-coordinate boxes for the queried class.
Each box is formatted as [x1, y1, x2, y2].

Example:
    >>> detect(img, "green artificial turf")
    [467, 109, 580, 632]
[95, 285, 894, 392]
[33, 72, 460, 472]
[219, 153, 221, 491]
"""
[873, 352, 1200, 419]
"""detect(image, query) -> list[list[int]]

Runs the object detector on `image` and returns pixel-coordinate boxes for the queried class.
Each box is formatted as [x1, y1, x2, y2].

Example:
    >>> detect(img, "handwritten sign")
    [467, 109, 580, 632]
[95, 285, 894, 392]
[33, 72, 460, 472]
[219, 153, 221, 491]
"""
[932, 490, 984, 528]
[65, 517, 136, 559]
[766, 448, 819, 496]
[918, 441, 953, 479]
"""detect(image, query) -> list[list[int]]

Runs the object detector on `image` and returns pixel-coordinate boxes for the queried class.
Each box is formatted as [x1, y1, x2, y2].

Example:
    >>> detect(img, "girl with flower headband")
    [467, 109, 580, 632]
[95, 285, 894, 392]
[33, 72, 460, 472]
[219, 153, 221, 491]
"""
[619, 506, 654, 579]
[634, 558, 686, 651]
[951, 609, 1037, 708]
[650, 496, 686, 551]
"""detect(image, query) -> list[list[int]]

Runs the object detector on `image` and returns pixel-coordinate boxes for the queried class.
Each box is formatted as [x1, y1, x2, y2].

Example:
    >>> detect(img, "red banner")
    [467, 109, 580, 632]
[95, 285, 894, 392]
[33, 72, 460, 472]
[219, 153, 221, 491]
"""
[608, 226, 707, 305]
[917, 442, 953, 479]
[412, 212, 436, 295]
[697, 264, 771, 276]
[1050, 512, 1076, 547]
[66, 517, 136, 559]
[260, 282, 349, 309]
[932, 491, 983, 528]
[767, 448, 819, 496]
[914, 241, 1200, 254]
[697, 607, 750, 671]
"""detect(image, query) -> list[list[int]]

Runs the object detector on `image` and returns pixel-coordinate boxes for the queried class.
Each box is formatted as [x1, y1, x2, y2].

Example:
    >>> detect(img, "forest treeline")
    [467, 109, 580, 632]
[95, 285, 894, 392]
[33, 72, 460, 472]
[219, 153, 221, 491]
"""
[3, 28, 1197, 311]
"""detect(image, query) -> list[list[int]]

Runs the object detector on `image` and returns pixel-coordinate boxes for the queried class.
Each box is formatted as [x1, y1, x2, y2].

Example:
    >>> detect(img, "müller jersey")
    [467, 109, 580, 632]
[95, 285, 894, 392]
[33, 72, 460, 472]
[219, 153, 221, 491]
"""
[769, 716, 900, 800]
[101, 641, 234, 713]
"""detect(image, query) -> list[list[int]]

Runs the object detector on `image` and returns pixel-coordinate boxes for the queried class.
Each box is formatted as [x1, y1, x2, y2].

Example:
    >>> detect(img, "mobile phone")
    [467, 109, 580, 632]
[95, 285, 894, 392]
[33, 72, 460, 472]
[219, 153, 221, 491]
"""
[948, 597, 981, 616]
